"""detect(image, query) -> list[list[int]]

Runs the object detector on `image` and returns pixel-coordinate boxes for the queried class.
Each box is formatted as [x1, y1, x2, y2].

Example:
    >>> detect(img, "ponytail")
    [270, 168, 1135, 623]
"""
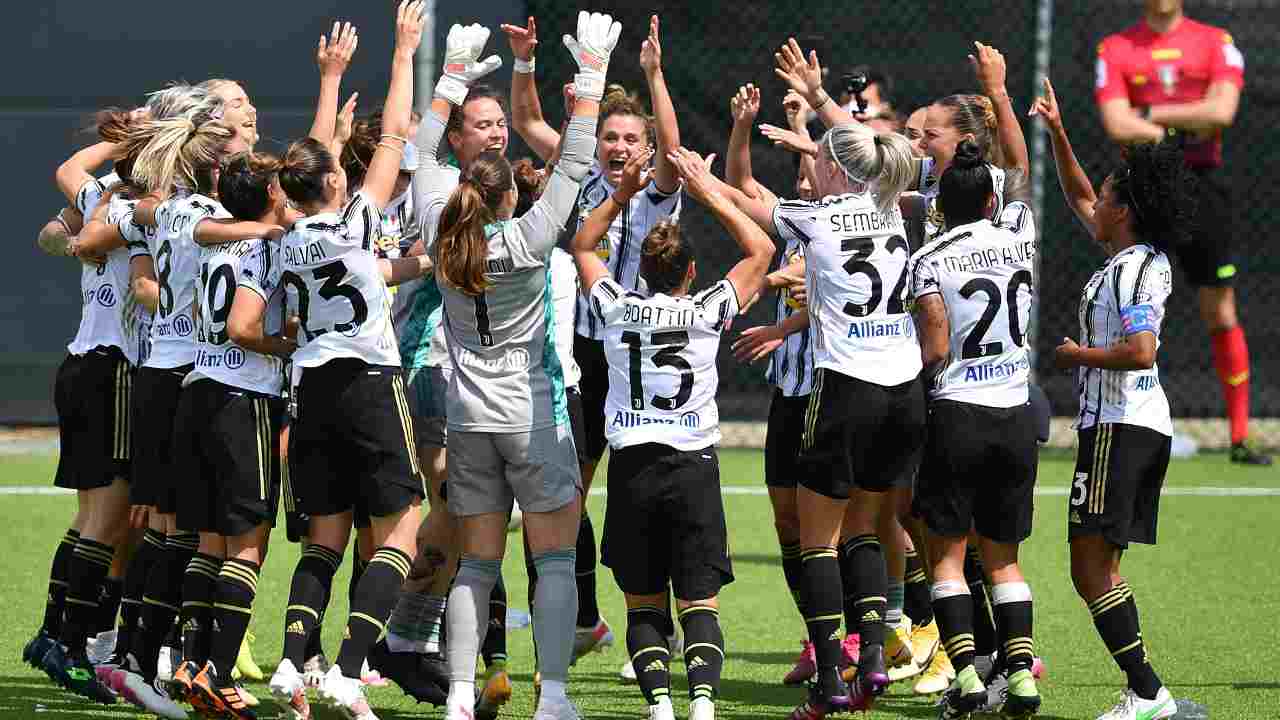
[871, 132, 915, 216]
[936, 94, 1003, 168]
[127, 117, 234, 194]
[436, 150, 513, 296]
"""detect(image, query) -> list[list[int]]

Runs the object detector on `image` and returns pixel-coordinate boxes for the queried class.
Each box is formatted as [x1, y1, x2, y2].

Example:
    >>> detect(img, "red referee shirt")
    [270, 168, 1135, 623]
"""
[1095, 17, 1244, 169]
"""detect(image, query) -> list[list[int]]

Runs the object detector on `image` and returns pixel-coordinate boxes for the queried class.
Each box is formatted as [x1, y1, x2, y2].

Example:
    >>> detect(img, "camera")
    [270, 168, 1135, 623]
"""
[842, 71, 869, 114]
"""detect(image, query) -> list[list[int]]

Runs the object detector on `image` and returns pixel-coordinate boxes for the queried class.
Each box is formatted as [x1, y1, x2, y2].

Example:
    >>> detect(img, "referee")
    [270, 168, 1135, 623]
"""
[1095, 0, 1269, 464]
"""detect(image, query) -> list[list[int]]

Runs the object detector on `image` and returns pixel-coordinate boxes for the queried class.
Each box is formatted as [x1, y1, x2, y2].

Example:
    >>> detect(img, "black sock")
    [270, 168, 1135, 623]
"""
[282, 544, 341, 666]
[839, 534, 888, 648]
[481, 571, 508, 667]
[135, 533, 196, 678]
[679, 605, 725, 702]
[97, 577, 123, 636]
[305, 613, 326, 661]
[180, 552, 221, 666]
[626, 606, 671, 706]
[41, 529, 79, 636]
[780, 540, 806, 619]
[991, 581, 1034, 674]
[209, 559, 259, 682]
[965, 548, 997, 658]
[62, 537, 115, 651]
[903, 548, 933, 627]
[349, 539, 367, 611]
[118, 529, 165, 659]
[523, 527, 538, 613]
[800, 547, 843, 698]
[336, 547, 410, 677]
[1090, 581, 1161, 700]
[576, 512, 600, 628]
[931, 581, 975, 674]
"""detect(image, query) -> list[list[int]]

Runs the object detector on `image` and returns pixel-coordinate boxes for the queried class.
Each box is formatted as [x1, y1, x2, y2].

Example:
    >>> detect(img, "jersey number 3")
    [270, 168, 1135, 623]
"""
[621, 330, 693, 411]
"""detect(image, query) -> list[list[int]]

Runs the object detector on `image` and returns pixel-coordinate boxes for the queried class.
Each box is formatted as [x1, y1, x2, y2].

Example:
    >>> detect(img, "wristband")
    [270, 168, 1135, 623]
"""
[513, 56, 535, 74]
[434, 75, 470, 106]
[812, 92, 831, 110]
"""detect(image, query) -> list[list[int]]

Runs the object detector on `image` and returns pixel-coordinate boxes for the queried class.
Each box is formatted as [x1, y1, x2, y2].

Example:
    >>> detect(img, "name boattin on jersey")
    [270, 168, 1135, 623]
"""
[766, 238, 814, 397]
[592, 277, 738, 451]
[909, 203, 1037, 408]
[281, 190, 399, 369]
[1075, 244, 1173, 436]
[772, 193, 921, 387]
[188, 238, 286, 396]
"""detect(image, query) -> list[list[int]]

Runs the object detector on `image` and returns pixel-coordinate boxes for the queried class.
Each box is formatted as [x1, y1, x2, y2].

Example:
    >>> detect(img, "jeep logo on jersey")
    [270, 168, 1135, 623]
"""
[224, 347, 246, 369]
[96, 285, 117, 307]
[173, 315, 194, 337]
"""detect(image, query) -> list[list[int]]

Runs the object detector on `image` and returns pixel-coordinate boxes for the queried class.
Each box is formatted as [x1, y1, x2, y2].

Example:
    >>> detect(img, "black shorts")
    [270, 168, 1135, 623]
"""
[53, 347, 132, 490]
[567, 386, 589, 469]
[915, 400, 1039, 543]
[797, 369, 925, 499]
[289, 360, 425, 520]
[172, 380, 283, 536]
[131, 364, 193, 511]
[1069, 423, 1171, 549]
[1174, 168, 1235, 288]
[764, 388, 809, 489]
[601, 443, 734, 601]
[574, 334, 609, 462]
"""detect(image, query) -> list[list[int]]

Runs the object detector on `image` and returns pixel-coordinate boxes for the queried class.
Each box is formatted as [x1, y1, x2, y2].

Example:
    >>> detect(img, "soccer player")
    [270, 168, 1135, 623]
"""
[908, 139, 1041, 719]
[269, 4, 432, 719]
[1094, 0, 1267, 464]
[572, 145, 771, 720]
[506, 16, 684, 662]
[1034, 76, 1182, 720]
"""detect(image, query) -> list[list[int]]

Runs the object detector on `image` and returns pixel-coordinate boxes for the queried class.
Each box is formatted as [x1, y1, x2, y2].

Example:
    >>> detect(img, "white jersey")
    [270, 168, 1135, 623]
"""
[773, 193, 921, 386]
[188, 238, 287, 396]
[550, 248, 581, 389]
[919, 157, 1007, 241]
[765, 238, 815, 397]
[131, 193, 226, 369]
[591, 277, 739, 451]
[68, 177, 151, 365]
[572, 163, 682, 340]
[909, 202, 1036, 407]
[281, 190, 399, 369]
[1074, 244, 1173, 436]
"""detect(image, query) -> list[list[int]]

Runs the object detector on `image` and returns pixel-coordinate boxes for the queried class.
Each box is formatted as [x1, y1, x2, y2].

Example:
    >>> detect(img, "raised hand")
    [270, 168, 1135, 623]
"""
[500, 16, 538, 60]
[969, 41, 1008, 98]
[758, 124, 818, 156]
[334, 92, 359, 148]
[783, 90, 811, 129]
[615, 147, 655, 200]
[435, 22, 503, 105]
[774, 38, 825, 106]
[639, 15, 662, 77]
[666, 146, 720, 205]
[317, 21, 359, 77]
[1028, 76, 1061, 129]
[562, 11, 622, 102]
[731, 84, 761, 124]
[395, 0, 428, 54]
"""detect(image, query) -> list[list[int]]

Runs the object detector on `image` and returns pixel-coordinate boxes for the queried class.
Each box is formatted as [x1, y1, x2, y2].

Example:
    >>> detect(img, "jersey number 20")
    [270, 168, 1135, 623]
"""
[959, 270, 1032, 359]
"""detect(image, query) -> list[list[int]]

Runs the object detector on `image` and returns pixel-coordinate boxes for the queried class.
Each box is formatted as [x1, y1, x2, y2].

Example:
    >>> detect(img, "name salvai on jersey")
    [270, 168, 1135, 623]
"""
[573, 163, 682, 340]
[281, 190, 399, 369]
[773, 193, 921, 386]
[126, 192, 228, 369]
[910, 202, 1037, 407]
[70, 178, 151, 365]
[766, 238, 814, 397]
[592, 277, 739, 451]
[1075, 244, 1173, 436]
[189, 238, 286, 396]
[919, 157, 1007, 241]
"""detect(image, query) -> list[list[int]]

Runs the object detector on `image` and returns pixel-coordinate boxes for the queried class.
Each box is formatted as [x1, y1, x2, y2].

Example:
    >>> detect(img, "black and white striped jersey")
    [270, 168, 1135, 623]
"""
[764, 237, 814, 397]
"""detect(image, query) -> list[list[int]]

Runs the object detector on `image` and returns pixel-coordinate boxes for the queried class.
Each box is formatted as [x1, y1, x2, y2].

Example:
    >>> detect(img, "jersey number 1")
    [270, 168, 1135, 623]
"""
[621, 330, 693, 411]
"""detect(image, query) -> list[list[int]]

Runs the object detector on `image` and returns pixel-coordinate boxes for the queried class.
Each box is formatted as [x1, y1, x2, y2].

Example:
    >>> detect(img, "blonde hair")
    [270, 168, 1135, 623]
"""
[935, 94, 1003, 167]
[820, 122, 915, 215]
[124, 116, 235, 194]
[437, 151, 513, 296]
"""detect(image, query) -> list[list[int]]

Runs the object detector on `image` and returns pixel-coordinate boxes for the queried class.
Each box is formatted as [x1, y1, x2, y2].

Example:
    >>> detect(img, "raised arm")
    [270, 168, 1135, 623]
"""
[571, 147, 650, 293]
[970, 42, 1029, 175]
[669, 147, 773, 307]
[361, 0, 428, 211]
[640, 15, 680, 193]
[56, 142, 116, 206]
[501, 16, 562, 162]
[725, 84, 775, 204]
[1030, 77, 1099, 240]
[774, 38, 854, 130]
[307, 21, 359, 145]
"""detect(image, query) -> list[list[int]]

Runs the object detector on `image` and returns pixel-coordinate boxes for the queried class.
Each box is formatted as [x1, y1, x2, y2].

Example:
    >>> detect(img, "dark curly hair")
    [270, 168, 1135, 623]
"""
[1111, 140, 1197, 253]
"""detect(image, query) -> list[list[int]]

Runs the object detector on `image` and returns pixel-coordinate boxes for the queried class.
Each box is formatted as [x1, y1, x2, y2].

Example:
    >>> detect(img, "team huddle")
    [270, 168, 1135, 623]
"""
[22, 1, 1252, 720]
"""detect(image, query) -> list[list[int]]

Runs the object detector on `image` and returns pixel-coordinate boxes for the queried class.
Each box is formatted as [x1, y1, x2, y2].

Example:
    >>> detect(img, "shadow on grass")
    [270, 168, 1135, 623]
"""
[0, 674, 146, 718]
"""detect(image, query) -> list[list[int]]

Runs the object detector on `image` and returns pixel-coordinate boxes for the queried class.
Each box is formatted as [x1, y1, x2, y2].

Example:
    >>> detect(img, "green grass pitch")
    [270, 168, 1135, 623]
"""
[1, 448, 1277, 718]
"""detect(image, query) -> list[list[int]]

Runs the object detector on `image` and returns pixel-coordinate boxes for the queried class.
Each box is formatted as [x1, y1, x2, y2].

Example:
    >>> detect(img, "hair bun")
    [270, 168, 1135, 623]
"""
[952, 138, 984, 170]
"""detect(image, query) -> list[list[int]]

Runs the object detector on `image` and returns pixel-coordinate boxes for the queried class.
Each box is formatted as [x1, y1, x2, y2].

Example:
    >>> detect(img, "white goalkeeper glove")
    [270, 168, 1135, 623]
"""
[435, 24, 503, 106]
[562, 11, 622, 102]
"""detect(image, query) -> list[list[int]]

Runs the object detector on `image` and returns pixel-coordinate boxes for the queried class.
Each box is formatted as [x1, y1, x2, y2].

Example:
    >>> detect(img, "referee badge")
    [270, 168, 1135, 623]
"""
[1157, 64, 1178, 97]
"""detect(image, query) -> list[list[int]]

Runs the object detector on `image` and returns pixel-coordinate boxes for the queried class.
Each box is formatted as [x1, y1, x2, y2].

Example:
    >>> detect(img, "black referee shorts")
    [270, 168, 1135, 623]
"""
[289, 359, 425, 521]
[601, 443, 734, 601]
[1069, 423, 1171, 549]
[915, 400, 1039, 544]
[1175, 167, 1235, 288]
[573, 334, 609, 463]
[797, 369, 925, 499]
[53, 347, 132, 491]
[132, 364, 193, 512]
[172, 379, 283, 536]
